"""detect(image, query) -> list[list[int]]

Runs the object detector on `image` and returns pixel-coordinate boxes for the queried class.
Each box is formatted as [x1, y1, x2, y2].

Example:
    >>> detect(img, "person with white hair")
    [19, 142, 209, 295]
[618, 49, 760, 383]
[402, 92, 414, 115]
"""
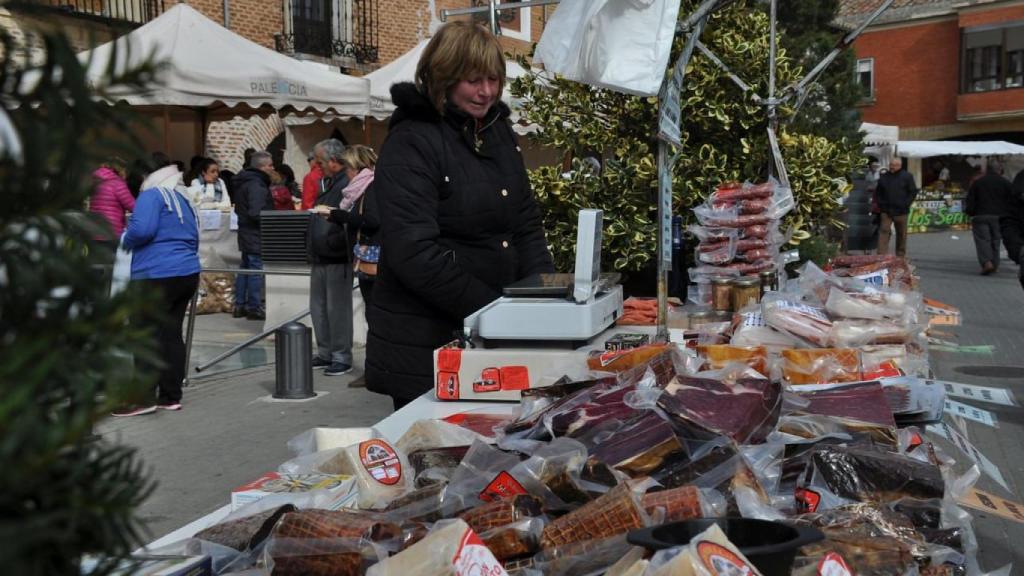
[232, 150, 275, 320]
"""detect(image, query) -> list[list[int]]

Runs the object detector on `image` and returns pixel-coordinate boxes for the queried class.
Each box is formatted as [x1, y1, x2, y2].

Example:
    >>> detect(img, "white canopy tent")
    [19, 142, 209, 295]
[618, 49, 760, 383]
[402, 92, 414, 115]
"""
[364, 39, 528, 120]
[896, 140, 1024, 158]
[71, 3, 369, 118]
[861, 122, 898, 165]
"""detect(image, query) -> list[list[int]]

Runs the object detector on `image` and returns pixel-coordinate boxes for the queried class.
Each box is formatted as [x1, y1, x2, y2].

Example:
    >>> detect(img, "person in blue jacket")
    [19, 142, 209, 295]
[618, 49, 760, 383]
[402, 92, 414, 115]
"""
[113, 164, 201, 416]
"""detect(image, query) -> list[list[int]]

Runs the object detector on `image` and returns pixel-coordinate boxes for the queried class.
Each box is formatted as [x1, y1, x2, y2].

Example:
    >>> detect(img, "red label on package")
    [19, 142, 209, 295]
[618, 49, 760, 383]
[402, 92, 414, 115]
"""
[696, 541, 754, 576]
[358, 439, 402, 486]
[437, 372, 460, 400]
[479, 471, 527, 503]
[908, 432, 924, 450]
[452, 527, 508, 575]
[499, 366, 530, 390]
[818, 552, 852, 576]
[595, 349, 627, 367]
[796, 487, 821, 513]
[862, 360, 903, 380]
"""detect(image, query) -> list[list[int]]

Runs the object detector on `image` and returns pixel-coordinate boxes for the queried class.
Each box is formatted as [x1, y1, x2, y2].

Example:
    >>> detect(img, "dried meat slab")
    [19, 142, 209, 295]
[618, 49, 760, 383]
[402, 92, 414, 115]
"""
[588, 411, 685, 477]
[408, 445, 469, 488]
[810, 445, 944, 503]
[658, 375, 781, 444]
[194, 504, 294, 552]
[791, 382, 897, 428]
[540, 484, 646, 549]
[549, 384, 640, 438]
[504, 377, 618, 439]
[641, 485, 703, 523]
[269, 510, 400, 576]
[459, 494, 544, 534]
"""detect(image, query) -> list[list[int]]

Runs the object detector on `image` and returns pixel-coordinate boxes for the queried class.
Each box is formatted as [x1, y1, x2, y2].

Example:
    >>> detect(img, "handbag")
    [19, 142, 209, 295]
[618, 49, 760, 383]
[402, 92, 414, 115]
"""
[352, 195, 379, 276]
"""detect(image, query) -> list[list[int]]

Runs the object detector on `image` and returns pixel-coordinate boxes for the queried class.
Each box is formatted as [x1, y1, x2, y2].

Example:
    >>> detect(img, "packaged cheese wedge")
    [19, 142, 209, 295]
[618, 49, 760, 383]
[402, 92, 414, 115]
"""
[650, 524, 764, 576]
[366, 519, 508, 576]
[342, 438, 413, 509]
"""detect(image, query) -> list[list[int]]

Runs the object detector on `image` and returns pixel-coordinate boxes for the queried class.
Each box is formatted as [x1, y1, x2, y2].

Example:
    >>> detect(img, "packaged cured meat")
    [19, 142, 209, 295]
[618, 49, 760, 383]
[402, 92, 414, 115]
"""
[268, 509, 401, 576]
[640, 485, 705, 523]
[587, 411, 685, 477]
[730, 310, 802, 354]
[762, 297, 834, 348]
[693, 203, 740, 227]
[658, 374, 782, 445]
[710, 180, 773, 202]
[741, 224, 769, 239]
[408, 446, 470, 488]
[696, 344, 768, 375]
[687, 225, 737, 244]
[824, 286, 923, 322]
[787, 381, 896, 429]
[194, 504, 295, 553]
[341, 439, 414, 509]
[737, 248, 773, 263]
[735, 237, 769, 252]
[458, 494, 543, 534]
[807, 445, 945, 505]
[829, 319, 922, 348]
[618, 297, 659, 325]
[366, 519, 508, 576]
[526, 534, 635, 576]
[716, 213, 772, 228]
[831, 254, 904, 269]
[586, 344, 673, 373]
[540, 481, 650, 549]
[696, 238, 737, 265]
[479, 517, 544, 561]
[781, 348, 862, 385]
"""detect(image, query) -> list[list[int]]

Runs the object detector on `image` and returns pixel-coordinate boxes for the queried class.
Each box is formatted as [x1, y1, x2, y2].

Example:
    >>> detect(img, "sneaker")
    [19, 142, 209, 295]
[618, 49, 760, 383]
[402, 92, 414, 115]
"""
[311, 357, 331, 370]
[232, 306, 246, 318]
[246, 309, 266, 321]
[157, 402, 182, 411]
[111, 405, 156, 417]
[324, 363, 353, 376]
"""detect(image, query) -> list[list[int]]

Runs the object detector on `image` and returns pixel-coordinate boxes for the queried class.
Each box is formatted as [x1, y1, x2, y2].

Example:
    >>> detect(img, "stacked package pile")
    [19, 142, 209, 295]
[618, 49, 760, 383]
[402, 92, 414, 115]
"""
[161, 258, 1003, 575]
[688, 179, 795, 304]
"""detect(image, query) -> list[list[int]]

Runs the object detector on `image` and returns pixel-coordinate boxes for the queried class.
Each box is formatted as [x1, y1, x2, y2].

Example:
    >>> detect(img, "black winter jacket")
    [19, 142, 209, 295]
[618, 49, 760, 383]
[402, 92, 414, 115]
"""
[307, 173, 352, 265]
[965, 173, 1012, 217]
[365, 83, 555, 401]
[329, 184, 380, 248]
[876, 169, 919, 216]
[233, 168, 273, 254]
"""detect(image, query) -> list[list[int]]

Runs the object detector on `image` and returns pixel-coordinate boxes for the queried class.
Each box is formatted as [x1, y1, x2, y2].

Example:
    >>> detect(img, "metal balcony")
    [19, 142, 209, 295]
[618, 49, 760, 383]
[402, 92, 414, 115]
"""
[276, 0, 379, 64]
[33, 0, 165, 26]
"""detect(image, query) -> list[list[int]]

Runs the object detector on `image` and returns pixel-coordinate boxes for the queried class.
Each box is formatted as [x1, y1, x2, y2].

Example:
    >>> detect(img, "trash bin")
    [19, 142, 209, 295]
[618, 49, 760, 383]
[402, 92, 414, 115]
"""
[274, 321, 314, 399]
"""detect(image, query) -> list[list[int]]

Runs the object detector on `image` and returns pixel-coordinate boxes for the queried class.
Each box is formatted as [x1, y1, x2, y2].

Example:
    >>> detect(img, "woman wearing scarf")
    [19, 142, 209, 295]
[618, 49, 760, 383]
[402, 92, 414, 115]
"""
[113, 164, 200, 416]
[187, 157, 231, 209]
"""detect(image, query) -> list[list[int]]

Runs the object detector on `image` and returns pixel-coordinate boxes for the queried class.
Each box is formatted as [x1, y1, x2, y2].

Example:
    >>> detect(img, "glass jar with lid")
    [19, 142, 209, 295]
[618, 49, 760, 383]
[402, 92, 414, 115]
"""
[710, 277, 734, 312]
[731, 276, 761, 310]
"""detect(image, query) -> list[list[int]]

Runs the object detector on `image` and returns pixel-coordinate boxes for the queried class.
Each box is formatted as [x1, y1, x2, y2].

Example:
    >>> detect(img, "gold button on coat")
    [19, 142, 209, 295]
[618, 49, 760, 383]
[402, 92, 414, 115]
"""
[501, 189, 508, 197]
[501, 240, 509, 248]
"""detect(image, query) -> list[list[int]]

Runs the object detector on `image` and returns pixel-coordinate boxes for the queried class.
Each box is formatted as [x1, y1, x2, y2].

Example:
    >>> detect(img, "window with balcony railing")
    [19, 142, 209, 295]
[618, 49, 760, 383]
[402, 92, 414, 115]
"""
[34, 0, 164, 26]
[276, 0, 379, 64]
[962, 24, 1024, 93]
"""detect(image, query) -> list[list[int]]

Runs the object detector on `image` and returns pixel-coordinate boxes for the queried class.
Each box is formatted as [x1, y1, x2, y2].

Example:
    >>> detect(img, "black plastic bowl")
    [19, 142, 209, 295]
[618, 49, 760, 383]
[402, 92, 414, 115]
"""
[627, 518, 824, 576]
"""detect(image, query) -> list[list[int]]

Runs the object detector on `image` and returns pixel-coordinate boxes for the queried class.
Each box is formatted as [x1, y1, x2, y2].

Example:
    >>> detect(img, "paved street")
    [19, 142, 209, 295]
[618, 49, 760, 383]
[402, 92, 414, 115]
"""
[905, 231, 1024, 572]
[98, 231, 1024, 570]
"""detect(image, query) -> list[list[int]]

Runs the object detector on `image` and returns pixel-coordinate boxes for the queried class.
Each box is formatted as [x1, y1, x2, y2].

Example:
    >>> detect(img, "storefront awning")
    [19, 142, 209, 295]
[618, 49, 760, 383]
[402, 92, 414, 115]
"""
[861, 122, 899, 146]
[896, 140, 1024, 158]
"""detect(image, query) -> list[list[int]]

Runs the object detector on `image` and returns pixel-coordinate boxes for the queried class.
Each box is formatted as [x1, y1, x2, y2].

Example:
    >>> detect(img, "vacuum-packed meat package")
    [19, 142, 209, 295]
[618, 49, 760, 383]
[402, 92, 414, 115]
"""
[640, 485, 704, 522]
[825, 286, 922, 321]
[730, 310, 802, 354]
[194, 504, 295, 552]
[762, 298, 834, 348]
[659, 374, 781, 444]
[503, 376, 618, 440]
[366, 519, 507, 576]
[588, 411, 685, 477]
[696, 344, 768, 375]
[268, 509, 400, 576]
[830, 319, 921, 348]
[807, 445, 945, 504]
[458, 494, 543, 534]
[789, 381, 897, 428]
[408, 446, 470, 488]
[781, 348, 862, 385]
[540, 482, 648, 549]
[480, 518, 544, 561]
[586, 344, 673, 373]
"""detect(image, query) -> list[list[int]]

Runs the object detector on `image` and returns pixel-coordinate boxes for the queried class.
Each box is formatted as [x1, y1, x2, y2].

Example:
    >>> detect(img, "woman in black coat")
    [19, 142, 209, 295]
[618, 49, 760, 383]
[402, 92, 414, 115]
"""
[366, 21, 554, 410]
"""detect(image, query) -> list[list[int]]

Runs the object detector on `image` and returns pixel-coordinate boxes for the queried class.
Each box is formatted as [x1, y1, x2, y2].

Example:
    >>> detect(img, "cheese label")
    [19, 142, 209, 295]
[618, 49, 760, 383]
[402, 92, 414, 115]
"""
[817, 552, 852, 576]
[358, 439, 402, 486]
[479, 471, 528, 503]
[697, 541, 754, 576]
[452, 527, 508, 576]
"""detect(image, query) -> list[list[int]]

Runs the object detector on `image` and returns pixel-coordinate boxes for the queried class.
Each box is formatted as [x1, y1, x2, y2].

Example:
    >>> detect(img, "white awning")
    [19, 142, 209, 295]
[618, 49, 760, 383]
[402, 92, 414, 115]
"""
[860, 122, 899, 146]
[50, 4, 369, 117]
[896, 140, 1024, 158]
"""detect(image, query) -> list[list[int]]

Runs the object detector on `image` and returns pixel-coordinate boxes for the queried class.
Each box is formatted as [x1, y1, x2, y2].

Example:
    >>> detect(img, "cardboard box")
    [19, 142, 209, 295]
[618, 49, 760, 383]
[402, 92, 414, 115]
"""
[230, 472, 355, 511]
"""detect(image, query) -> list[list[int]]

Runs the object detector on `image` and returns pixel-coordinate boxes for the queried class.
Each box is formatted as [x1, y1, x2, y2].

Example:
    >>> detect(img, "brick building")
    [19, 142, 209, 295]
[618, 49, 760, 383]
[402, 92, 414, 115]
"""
[839, 0, 1024, 183]
[1, 1, 552, 173]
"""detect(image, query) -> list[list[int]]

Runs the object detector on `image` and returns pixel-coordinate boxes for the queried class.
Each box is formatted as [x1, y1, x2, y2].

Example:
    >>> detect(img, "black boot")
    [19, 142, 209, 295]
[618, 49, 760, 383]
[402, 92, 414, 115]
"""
[232, 306, 246, 318]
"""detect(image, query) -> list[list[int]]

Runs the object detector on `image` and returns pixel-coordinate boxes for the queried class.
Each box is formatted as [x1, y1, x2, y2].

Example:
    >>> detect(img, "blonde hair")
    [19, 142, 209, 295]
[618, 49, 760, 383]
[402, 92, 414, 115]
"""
[102, 156, 127, 179]
[415, 21, 506, 114]
[340, 145, 378, 172]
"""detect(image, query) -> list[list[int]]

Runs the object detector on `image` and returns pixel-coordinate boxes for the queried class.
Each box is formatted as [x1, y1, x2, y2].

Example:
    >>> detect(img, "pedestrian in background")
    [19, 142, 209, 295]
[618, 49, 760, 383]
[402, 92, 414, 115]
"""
[1005, 168, 1024, 266]
[301, 152, 323, 210]
[876, 157, 918, 257]
[865, 160, 881, 244]
[270, 169, 296, 210]
[278, 163, 300, 200]
[966, 159, 1012, 275]
[89, 157, 136, 248]
[113, 164, 200, 416]
[187, 157, 230, 208]
[232, 151, 275, 321]
[307, 139, 354, 376]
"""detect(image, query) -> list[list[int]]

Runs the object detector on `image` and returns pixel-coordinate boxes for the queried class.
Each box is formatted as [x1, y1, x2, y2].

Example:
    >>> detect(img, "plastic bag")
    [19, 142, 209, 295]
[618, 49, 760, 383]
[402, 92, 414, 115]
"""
[110, 233, 132, 297]
[730, 309, 802, 354]
[287, 427, 378, 457]
[534, 0, 683, 97]
[696, 344, 768, 375]
[696, 236, 737, 265]
[366, 518, 506, 576]
[825, 285, 923, 322]
[540, 480, 653, 549]
[267, 509, 399, 576]
[395, 418, 492, 454]
[781, 348, 862, 385]
[658, 373, 782, 445]
[762, 295, 834, 348]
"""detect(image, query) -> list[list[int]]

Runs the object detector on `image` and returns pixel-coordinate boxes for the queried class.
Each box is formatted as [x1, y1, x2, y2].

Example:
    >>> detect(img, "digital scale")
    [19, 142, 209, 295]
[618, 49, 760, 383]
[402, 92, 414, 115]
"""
[463, 209, 624, 345]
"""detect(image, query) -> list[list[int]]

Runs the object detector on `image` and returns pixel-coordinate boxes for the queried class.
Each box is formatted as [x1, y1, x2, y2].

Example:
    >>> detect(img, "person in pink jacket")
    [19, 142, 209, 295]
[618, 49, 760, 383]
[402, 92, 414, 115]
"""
[89, 159, 136, 243]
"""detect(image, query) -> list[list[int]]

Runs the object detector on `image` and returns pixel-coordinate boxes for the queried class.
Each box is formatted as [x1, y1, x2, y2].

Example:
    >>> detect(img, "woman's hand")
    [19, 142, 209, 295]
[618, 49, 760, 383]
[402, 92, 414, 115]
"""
[310, 205, 332, 218]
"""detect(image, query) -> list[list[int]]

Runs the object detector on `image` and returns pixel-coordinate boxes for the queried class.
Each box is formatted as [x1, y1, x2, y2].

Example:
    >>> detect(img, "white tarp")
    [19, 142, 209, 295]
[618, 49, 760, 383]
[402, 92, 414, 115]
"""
[896, 140, 1024, 158]
[861, 122, 899, 146]
[364, 39, 528, 119]
[67, 4, 369, 117]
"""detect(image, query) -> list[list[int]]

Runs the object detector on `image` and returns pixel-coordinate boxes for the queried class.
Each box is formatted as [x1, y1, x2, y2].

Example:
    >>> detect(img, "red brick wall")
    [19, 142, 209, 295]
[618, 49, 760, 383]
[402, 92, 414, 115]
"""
[854, 19, 961, 128]
[959, 4, 1024, 29]
[958, 88, 1024, 119]
[185, 0, 281, 49]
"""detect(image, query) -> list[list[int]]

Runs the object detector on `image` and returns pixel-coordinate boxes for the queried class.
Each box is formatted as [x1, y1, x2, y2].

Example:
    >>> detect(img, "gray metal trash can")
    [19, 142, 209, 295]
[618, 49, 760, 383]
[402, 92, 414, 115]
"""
[274, 322, 314, 399]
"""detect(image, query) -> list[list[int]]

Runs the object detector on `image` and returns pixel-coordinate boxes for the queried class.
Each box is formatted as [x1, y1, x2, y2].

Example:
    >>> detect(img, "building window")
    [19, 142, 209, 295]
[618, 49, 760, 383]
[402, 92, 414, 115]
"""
[472, 0, 531, 42]
[961, 25, 1024, 93]
[278, 0, 379, 64]
[856, 58, 874, 99]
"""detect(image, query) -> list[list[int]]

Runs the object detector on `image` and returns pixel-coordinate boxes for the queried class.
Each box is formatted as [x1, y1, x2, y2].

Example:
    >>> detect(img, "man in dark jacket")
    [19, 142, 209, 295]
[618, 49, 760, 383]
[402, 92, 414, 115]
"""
[966, 159, 1013, 275]
[308, 139, 353, 376]
[232, 151, 275, 320]
[876, 158, 918, 257]
[1005, 169, 1024, 268]
[366, 76, 554, 410]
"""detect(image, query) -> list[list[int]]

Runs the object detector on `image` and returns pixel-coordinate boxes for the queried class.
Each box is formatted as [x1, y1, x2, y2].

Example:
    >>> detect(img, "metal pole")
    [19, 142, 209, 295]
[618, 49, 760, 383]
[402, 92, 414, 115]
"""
[440, 0, 560, 21]
[194, 308, 312, 373]
[222, 0, 230, 29]
[182, 286, 200, 386]
[488, 0, 499, 35]
[767, 0, 777, 178]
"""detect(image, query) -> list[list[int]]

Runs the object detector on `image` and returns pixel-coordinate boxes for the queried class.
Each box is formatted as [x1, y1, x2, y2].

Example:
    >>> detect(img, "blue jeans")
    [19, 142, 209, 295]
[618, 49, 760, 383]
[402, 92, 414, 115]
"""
[235, 252, 264, 312]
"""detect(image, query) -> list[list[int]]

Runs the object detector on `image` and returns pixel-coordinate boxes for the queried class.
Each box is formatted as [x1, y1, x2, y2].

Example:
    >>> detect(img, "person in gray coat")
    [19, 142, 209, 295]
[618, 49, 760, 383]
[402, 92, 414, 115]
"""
[876, 157, 918, 257]
[307, 139, 353, 376]
[965, 159, 1012, 275]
